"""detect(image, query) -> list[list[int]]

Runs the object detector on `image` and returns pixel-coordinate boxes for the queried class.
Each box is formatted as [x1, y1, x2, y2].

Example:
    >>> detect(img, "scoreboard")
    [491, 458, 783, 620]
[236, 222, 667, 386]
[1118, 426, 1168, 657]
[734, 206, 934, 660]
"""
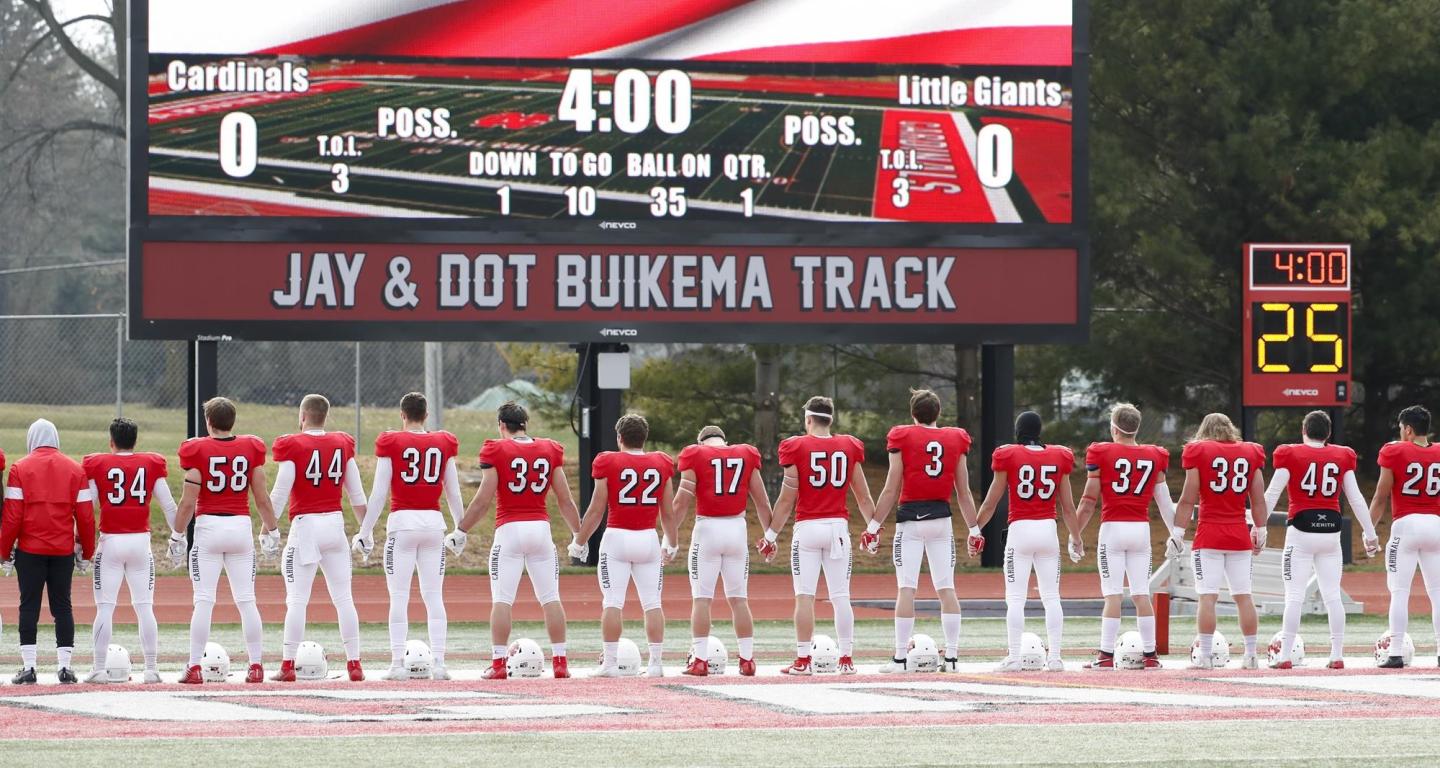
[128, 0, 1089, 343]
[1242, 244, 1352, 408]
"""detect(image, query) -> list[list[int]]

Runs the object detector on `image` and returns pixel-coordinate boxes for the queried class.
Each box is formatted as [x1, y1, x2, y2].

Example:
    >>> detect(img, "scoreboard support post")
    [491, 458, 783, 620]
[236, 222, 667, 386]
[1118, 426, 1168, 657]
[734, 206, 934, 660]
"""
[575, 343, 626, 566]
[184, 340, 219, 548]
[980, 344, 1015, 569]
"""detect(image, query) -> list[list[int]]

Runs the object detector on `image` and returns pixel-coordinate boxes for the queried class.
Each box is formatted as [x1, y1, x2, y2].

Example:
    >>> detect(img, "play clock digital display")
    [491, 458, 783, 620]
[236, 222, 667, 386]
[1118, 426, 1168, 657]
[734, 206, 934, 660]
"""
[1242, 244, 1353, 407]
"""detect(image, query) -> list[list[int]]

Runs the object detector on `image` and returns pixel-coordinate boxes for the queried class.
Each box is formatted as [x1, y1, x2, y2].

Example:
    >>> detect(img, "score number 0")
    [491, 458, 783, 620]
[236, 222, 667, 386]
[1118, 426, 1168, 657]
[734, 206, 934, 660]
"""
[1256, 302, 1344, 373]
[220, 112, 349, 193]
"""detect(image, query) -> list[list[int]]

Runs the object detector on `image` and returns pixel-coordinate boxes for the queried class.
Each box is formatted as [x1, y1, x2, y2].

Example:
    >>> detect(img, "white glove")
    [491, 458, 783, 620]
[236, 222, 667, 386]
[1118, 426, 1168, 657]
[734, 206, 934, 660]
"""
[76, 559, 92, 575]
[351, 532, 374, 562]
[1363, 533, 1381, 558]
[0, 560, 11, 577]
[444, 529, 468, 557]
[661, 537, 680, 563]
[1067, 535, 1084, 564]
[1166, 528, 1186, 558]
[258, 527, 281, 558]
[1250, 525, 1268, 552]
[167, 533, 187, 569]
[566, 536, 588, 561]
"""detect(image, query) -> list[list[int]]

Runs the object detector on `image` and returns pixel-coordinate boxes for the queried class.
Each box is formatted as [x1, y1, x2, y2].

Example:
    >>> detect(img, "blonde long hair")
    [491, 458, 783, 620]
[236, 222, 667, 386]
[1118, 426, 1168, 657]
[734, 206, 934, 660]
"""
[1191, 412, 1241, 443]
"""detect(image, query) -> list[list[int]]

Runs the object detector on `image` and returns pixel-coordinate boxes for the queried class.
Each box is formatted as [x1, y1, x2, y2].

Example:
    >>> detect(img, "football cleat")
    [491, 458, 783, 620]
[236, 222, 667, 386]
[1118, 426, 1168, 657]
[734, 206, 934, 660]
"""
[941, 657, 959, 672]
[11, 668, 36, 685]
[780, 657, 812, 676]
[83, 669, 108, 684]
[271, 660, 296, 682]
[1378, 655, 1406, 669]
[347, 660, 364, 682]
[143, 670, 163, 684]
[682, 658, 709, 677]
[837, 656, 856, 675]
[58, 668, 78, 685]
[382, 664, 409, 681]
[994, 657, 1024, 672]
[878, 657, 907, 673]
[646, 664, 664, 678]
[432, 665, 452, 681]
[1326, 659, 1345, 670]
[179, 665, 204, 685]
[1270, 660, 1293, 670]
[246, 664, 265, 684]
[1085, 652, 1115, 670]
[1046, 658, 1065, 672]
[738, 657, 756, 676]
[593, 663, 625, 678]
[482, 658, 507, 680]
[1188, 657, 1213, 671]
[1143, 654, 1162, 670]
[1241, 655, 1259, 670]
[552, 656, 570, 679]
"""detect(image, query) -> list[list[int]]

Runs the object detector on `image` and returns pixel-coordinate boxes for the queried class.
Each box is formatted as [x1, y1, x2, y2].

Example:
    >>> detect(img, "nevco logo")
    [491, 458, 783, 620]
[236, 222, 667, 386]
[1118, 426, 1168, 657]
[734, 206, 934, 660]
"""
[600, 328, 638, 337]
[599, 221, 637, 230]
[1283, 388, 1321, 397]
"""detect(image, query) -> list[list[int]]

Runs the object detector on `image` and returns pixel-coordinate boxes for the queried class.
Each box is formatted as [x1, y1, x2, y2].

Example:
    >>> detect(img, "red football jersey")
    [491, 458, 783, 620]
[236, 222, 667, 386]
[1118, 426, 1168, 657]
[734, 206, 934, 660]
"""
[1085, 442, 1170, 523]
[1378, 440, 1440, 519]
[887, 425, 970, 504]
[1273, 443, 1356, 516]
[777, 434, 866, 521]
[178, 435, 267, 516]
[677, 443, 762, 517]
[82, 452, 169, 534]
[593, 450, 675, 530]
[1182, 440, 1266, 551]
[992, 444, 1075, 522]
[273, 431, 356, 516]
[479, 437, 565, 526]
[375, 430, 459, 512]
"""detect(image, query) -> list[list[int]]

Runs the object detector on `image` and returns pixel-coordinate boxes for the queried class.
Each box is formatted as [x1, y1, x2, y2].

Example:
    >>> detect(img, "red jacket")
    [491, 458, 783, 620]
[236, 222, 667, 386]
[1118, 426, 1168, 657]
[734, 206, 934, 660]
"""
[2, 447, 94, 560]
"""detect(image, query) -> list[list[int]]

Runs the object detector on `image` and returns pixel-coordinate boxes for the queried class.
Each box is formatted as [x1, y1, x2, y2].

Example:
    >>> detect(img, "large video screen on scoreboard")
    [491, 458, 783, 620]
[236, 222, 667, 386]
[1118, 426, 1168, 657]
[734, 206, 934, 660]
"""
[129, 0, 1089, 342]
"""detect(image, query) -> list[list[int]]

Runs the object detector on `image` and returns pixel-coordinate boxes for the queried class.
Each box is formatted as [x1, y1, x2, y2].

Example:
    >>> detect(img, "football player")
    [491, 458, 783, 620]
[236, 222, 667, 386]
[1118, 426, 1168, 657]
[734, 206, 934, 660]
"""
[761, 396, 874, 676]
[575, 413, 678, 677]
[268, 394, 368, 682]
[1265, 410, 1379, 669]
[870, 389, 980, 673]
[354, 392, 464, 681]
[1171, 413, 1267, 669]
[1074, 403, 1172, 670]
[1369, 405, 1440, 669]
[674, 425, 772, 677]
[450, 402, 583, 680]
[174, 398, 280, 685]
[81, 418, 177, 684]
[977, 411, 1082, 671]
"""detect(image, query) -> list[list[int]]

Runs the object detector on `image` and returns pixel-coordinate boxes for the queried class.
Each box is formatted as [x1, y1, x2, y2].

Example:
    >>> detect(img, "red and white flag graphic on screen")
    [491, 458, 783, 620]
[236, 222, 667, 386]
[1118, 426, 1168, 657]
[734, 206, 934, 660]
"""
[149, 0, 1071, 66]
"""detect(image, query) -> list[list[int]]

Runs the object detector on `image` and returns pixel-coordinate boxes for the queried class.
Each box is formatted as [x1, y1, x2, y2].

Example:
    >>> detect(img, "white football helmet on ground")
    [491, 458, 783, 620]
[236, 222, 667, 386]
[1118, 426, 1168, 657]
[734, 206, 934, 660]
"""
[906, 633, 941, 672]
[811, 634, 840, 673]
[295, 641, 328, 680]
[104, 645, 131, 683]
[404, 640, 433, 679]
[1266, 632, 1305, 667]
[1115, 631, 1146, 670]
[1019, 632, 1046, 671]
[687, 636, 727, 675]
[507, 638, 545, 678]
[615, 638, 642, 676]
[1375, 631, 1416, 666]
[1190, 630, 1231, 668]
[201, 642, 230, 683]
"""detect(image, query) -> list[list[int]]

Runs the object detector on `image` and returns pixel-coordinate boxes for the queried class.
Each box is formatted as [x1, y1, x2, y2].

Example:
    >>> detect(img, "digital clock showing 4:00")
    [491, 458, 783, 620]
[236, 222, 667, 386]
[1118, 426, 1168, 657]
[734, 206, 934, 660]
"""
[1249, 245, 1350, 288]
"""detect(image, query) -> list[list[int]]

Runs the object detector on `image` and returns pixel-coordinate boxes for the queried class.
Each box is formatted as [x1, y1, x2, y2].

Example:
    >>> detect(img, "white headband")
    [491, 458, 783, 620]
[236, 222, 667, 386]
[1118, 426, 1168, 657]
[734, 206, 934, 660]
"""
[805, 409, 833, 420]
[1111, 421, 1138, 436]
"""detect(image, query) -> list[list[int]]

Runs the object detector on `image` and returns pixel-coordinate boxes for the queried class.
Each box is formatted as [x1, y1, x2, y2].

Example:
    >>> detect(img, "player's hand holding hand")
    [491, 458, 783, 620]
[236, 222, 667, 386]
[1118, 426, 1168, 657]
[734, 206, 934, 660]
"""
[1363, 533, 1381, 558]
[1067, 535, 1084, 564]
[859, 520, 881, 555]
[1166, 528, 1186, 559]
[444, 529, 467, 556]
[1250, 525, 1267, 554]
[350, 532, 374, 563]
[566, 535, 588, 562]
[661, 537, 680, 564]
[167, 533, 187, 569]
[259, 527, 281, 559]
[0, 560, 11, 577]
[75, 558, 92, 575]
[966, 528, 986, 558]
[756, 530, 778, 562]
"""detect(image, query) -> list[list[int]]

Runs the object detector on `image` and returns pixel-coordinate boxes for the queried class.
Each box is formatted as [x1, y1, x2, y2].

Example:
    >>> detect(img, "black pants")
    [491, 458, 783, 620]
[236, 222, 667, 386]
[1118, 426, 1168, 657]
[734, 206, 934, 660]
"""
[15, 550, 74, 648]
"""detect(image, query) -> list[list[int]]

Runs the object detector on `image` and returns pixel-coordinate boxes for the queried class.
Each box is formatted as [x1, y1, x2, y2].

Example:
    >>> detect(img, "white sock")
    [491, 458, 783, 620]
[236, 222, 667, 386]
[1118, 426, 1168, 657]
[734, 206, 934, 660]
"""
[1005, 598, 1026, 657]
[237, 600, 264, 664]
[941, 613, 962, 658]
[1198, 633, 1213, 660]
[797, 642, 810, 658]
[136, 603, 160, 670]
[20, 645, 36, 671]
[603, 641, 618, 667]
[1281, 600, 1303, 661]
[1100, 617, 1121, 654]
[691, 637, 706, 659]
[894, 616, 915, 658]
[1326, 599, 1345, 660]
[1138, 615, 1157, 653]
[92, 603, 115, 670]
[737, 637, 753, 659]
[189, 600, 215, 666]
[552, 642, 566, 658]
[648, 642, 663, 667]
[1042, 597, 1064, 659]
[492, 645, 507, 660]
[57, 647, 72, 669]
[834, 597, 854, 656]
[1243, 634, 1258, 658]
